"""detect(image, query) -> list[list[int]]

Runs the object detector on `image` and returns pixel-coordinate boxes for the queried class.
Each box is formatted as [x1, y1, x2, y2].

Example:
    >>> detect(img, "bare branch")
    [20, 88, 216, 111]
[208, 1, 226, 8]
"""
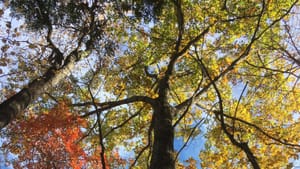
[79, 96, 155, 117]
[232, 82, 248, 134]
[174, 118, 205, 161]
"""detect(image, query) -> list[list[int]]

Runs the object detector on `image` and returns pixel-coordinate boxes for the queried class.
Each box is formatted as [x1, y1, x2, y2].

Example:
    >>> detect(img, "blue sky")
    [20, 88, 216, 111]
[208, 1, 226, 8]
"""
[175, 134, 205, 168]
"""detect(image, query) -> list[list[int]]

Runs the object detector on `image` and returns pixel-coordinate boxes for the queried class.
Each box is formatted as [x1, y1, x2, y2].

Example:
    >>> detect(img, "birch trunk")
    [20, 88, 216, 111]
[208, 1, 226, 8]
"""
[0, 57, 77, 129]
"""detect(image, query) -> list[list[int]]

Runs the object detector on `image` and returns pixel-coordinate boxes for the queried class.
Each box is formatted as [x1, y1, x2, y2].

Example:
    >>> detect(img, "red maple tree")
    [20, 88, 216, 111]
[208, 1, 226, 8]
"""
[2, 102, 98, 169]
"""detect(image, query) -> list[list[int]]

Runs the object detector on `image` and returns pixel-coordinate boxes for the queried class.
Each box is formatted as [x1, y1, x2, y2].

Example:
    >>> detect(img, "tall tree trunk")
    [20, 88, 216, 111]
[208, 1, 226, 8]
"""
[0, 57, 78, 129]
[150, 97, 175, 169]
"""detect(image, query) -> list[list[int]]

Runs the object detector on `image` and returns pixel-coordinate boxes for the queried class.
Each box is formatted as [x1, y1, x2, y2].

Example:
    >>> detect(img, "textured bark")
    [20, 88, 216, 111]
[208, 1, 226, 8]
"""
[150, 74, 175, 169]
[0, 57, 77, 129]
[150, 98, 175, 169]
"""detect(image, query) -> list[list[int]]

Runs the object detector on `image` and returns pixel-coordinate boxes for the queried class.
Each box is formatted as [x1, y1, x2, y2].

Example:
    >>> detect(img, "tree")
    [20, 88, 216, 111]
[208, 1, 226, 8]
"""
[0, 0, 300, 169]
[2, 101, 92, 169]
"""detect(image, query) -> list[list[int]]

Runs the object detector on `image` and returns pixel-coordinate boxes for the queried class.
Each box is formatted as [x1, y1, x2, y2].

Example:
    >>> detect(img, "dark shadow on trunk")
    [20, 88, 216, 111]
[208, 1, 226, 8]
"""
[150, 97, 175, 169]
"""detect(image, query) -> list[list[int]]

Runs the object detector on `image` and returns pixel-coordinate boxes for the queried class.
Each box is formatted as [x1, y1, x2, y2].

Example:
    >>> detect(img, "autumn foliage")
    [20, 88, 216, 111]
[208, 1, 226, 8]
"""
[1, 102, 104, 169]
[1, 0, 300, 168]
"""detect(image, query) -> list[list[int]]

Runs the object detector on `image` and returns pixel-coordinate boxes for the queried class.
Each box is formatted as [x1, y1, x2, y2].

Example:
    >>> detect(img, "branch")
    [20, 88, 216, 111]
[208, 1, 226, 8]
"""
[129, 109, 153, 168]
[283, 21, 300, 67]
[275, 40, 300, 68]
[103, 107, 144, 138]
[245, 60, 299, 78]
[129, 143, 151, 169]
[215, 111, 300, 150]
[0, 54, 79, 129]
[232, 82, 248, 134]
[79, 96, 155, 117]
[87, 83, 107, 169]
[172, 0, 184, 52]
[173, 99, 193, 128]
[176, 0, 292, 112]
[144, 66, 158, 79]
[36, 0, 65, 68]
[174, 118, 205, 162]
[158, 27, 210, 98]
[198, 54, 260, 168]
[0, 0, 107, 129]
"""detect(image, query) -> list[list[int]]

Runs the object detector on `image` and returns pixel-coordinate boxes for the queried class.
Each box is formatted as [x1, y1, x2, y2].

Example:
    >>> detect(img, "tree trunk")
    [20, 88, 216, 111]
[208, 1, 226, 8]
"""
[150, 97, 175, 169]
[0, 57, 77, 129]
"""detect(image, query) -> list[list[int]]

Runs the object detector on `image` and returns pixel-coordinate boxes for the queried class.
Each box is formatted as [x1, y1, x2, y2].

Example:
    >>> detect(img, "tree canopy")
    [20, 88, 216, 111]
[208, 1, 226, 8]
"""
[0, 0, 300, 168]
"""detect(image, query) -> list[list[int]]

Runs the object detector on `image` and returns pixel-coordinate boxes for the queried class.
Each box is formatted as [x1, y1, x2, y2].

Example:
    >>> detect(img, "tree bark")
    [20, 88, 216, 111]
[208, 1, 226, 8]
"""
[150, 99, 175, 169]
[0, 57, 77, 129]
[150, 91, 175, 169]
